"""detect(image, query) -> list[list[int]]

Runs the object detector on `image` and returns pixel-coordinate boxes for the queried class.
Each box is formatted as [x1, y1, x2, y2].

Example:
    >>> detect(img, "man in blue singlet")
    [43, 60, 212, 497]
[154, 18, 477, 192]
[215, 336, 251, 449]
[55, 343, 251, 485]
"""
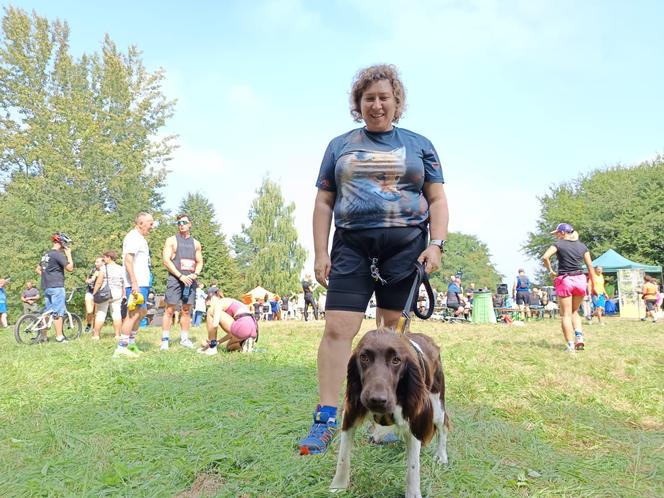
[513, 268, 531, 321]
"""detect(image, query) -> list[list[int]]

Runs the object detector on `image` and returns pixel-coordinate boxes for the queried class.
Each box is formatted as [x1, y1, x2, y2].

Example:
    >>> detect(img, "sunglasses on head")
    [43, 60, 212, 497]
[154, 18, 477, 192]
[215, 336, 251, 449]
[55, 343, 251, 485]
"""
[176, 220, 190, 226]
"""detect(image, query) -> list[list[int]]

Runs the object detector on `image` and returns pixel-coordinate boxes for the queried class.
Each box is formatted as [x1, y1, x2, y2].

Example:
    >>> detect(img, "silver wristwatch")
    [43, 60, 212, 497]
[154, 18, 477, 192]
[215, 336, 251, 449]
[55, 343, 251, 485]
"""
[429, 239, 446, 252]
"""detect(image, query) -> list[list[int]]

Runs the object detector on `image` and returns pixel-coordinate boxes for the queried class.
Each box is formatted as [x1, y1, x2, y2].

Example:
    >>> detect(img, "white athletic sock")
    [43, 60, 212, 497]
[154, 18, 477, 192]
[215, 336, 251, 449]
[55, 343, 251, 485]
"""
[180, 331, 189, 341]
[162, 330, 170, 341]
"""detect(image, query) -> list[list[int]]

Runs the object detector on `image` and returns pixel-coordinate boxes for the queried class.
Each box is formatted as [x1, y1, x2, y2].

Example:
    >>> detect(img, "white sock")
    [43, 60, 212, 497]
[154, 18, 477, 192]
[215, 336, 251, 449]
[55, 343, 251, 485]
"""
[567, 341, 574, 350]
[180, 331, 189, 341]
[162, 330, 170, 341]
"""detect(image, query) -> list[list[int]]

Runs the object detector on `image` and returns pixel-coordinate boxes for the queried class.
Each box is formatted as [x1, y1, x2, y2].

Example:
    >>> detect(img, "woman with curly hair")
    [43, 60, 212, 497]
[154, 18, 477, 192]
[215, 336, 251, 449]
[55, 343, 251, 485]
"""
[298, 64, 449, 455]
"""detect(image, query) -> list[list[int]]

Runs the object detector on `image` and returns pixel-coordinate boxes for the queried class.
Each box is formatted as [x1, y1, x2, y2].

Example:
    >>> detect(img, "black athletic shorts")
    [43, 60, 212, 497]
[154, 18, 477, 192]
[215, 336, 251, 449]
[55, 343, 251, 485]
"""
[516, 291, 531, 306]
[165, 275, 196, 306]
[325, 226, 426, 313]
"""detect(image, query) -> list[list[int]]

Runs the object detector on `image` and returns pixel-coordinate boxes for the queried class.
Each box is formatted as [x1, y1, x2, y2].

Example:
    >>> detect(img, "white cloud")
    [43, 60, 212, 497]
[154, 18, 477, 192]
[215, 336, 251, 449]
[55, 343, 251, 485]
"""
[348, 0, 578, 60]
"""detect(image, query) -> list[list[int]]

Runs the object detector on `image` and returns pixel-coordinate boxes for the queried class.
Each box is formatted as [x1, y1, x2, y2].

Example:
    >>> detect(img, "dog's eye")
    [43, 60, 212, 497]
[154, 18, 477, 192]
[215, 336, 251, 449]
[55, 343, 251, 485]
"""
[391, 357, 401, 365]
[359, 353, 369, 363]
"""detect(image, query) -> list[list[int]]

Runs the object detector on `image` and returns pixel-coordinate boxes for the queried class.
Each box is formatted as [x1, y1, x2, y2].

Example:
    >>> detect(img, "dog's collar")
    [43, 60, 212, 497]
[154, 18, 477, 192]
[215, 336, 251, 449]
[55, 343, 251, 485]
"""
[408, 339, 424, 356]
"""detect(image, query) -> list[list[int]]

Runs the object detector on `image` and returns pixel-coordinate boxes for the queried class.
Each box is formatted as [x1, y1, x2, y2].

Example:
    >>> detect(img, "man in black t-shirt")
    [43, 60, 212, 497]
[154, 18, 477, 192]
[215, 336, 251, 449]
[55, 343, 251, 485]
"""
[36, 233, 74, 342]
[302, 275, 318, 321]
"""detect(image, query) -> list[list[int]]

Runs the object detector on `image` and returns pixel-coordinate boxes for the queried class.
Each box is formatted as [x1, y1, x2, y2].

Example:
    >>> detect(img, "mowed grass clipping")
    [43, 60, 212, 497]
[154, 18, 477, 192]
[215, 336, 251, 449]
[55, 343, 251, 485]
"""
[1, 318, 662, 497]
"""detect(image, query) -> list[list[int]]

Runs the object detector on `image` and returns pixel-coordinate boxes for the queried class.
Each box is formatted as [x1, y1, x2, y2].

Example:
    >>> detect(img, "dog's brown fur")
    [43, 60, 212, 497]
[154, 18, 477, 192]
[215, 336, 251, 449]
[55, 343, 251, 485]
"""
[342, 328, 449, 442]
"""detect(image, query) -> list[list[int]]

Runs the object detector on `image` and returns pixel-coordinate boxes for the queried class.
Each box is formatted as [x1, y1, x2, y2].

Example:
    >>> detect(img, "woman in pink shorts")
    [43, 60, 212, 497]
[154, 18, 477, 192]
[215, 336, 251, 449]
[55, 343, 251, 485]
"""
[542, 223, 596, 353]
[198, 289, 258, 355]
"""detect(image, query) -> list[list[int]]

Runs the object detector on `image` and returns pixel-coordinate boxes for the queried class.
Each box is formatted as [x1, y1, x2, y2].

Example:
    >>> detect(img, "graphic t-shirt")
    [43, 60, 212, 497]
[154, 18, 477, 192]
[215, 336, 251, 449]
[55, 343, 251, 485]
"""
[316, 127, 444, 229]
[122, 229, 151, 287]
[39, 250, 67, 289]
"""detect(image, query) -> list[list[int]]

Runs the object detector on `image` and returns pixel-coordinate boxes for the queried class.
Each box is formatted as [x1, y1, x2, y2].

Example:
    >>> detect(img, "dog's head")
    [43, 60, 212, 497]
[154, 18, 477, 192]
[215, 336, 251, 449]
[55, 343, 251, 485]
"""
[344, 329, 434, 442]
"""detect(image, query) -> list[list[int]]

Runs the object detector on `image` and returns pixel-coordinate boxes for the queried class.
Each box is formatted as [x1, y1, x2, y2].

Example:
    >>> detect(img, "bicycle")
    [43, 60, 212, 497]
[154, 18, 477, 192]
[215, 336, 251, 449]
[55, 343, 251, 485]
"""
[14, 288, 83, 344]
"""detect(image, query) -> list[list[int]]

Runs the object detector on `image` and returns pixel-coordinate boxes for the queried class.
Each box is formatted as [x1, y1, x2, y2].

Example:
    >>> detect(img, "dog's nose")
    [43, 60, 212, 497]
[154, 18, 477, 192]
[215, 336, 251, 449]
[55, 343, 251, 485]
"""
[368, 394, 388, 408]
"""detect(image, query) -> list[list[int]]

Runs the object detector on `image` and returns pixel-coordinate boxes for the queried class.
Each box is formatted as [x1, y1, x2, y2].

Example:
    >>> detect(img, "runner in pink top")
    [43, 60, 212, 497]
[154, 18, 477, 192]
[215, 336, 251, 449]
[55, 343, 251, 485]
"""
[198, 290, 258, 355]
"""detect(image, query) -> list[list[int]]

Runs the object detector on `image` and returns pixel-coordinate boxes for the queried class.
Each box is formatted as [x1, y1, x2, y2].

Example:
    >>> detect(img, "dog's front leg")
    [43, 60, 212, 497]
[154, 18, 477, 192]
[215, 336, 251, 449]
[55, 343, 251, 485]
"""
[330, 425, 356, 491]
[430, 393, 449, 465]
[405, 433, 422, 498]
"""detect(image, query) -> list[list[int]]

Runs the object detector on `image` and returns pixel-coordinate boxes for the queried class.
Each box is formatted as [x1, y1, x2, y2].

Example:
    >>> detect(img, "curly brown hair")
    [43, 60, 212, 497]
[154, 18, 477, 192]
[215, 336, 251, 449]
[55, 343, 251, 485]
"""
[349, 64, 406, 123]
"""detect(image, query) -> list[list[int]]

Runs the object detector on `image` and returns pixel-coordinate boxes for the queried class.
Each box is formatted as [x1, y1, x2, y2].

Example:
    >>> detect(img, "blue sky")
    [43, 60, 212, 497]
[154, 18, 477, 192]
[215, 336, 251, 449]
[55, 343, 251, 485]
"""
[11, 0, 664, 281]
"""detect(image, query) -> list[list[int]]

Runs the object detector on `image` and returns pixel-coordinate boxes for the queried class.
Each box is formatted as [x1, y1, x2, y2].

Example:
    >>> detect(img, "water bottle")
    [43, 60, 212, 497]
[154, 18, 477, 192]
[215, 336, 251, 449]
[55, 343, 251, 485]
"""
[182, 284, 191, 301]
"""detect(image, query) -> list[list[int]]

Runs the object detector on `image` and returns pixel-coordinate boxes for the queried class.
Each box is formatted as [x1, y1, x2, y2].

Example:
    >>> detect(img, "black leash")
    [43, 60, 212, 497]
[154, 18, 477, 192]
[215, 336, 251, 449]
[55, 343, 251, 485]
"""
[395, 262, 435, 334]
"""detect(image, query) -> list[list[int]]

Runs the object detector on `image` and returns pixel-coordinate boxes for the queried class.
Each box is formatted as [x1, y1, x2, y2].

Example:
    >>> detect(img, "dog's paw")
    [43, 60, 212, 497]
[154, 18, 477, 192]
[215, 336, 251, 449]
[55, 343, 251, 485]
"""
[330, 481, 349, 492]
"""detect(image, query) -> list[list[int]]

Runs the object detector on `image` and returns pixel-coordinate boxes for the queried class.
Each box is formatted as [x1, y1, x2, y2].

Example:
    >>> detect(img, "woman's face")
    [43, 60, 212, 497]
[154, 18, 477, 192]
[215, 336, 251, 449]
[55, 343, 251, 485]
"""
[95, 257, 104, 268]
[360, 79, 396, 132]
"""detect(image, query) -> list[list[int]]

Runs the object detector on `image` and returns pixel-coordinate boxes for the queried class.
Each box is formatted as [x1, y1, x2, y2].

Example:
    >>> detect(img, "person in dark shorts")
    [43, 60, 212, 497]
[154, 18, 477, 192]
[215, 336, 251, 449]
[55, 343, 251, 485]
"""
[642, 275, 658, 323]
[513, 268, 531, 320]
[301, 275, 318, 321]
[160, 213, 203, 350]
[298, 64, 449, 455]
[446, 277, 464, 317]
[542, 223, 596, 353]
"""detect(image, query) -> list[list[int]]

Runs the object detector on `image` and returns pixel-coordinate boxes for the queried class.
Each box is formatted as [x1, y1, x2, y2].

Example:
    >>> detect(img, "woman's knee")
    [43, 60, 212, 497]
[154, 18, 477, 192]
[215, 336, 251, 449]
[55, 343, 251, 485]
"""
[322, 311, 363, 342]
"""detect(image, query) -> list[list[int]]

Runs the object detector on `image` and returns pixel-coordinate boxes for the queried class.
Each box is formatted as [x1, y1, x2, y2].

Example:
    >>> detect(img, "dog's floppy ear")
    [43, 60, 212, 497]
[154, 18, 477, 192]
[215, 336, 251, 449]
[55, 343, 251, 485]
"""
[397, 354, 435, 444]
[342, 352, 367, 431]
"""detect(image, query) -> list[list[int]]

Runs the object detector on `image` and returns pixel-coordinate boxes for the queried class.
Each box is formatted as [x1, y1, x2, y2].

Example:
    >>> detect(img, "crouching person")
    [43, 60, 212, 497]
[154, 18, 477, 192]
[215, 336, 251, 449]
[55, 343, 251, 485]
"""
[198, 287, 258, 355]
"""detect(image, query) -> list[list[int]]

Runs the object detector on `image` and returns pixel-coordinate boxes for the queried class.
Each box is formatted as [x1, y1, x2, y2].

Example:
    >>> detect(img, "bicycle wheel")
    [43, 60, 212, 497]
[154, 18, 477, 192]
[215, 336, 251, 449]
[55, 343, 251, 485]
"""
[15, 314, 46, 345]
[63, 313, 83, 340]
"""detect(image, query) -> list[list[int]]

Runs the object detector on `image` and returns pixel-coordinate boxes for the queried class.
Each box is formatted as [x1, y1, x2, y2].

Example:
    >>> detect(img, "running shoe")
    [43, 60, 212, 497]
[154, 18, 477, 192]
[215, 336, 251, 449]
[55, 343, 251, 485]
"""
[180, 338, 194, 349]
[242, 337, 255, 353]
[574, 334, 585, 350]
[160, 339, 169, 351]
[299, 410, 338, 455]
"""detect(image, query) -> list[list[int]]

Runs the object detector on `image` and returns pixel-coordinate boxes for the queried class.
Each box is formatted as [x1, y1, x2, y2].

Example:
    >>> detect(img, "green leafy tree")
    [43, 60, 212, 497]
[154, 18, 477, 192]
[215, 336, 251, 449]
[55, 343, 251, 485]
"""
[429, 232, 503, 292]
[0, 7, 174, 317]
[175, 192, 243, 298]
[231, 177, 306, 295]
[524, 156, 664, 274]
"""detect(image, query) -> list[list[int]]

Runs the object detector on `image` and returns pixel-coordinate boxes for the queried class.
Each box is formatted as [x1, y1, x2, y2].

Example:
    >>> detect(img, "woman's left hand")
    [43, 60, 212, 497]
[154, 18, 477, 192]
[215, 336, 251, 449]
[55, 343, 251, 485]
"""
[417, 245, 442, 274]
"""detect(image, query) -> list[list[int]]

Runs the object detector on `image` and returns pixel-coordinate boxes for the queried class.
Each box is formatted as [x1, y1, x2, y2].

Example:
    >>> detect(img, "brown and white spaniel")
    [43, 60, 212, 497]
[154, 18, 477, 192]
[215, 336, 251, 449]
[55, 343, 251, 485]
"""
[330, 329, 450, 498]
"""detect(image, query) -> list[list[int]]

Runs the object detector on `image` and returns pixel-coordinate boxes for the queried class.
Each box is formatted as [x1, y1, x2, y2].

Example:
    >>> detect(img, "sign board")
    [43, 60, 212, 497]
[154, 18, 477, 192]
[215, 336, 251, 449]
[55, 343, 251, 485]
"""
[617, 269, 644, 319]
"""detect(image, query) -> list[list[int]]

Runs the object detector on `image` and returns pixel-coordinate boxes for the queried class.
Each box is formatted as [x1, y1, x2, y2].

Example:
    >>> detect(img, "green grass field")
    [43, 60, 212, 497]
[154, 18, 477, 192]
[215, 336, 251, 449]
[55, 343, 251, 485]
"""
[1, 318, 662, 497]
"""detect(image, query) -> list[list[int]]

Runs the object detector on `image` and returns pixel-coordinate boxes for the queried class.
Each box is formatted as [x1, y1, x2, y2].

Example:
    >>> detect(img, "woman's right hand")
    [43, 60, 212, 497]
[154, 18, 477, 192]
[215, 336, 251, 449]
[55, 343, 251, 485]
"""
[314, 253, 331, 289]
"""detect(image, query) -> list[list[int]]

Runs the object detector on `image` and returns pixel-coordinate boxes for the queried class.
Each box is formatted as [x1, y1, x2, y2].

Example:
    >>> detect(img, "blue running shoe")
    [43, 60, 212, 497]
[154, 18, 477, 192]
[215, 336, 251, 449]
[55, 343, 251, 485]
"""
[299, 409, 338, 455]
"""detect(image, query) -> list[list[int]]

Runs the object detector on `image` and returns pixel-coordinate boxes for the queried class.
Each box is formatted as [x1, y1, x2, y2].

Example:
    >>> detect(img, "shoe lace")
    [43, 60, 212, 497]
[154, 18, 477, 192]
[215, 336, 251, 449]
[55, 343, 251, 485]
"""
[307, 422, 335, 445]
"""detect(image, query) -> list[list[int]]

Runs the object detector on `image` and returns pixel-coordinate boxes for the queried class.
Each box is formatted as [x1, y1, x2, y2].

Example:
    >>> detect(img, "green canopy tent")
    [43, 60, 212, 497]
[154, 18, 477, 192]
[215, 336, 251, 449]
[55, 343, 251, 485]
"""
[589, 249, 662, 274]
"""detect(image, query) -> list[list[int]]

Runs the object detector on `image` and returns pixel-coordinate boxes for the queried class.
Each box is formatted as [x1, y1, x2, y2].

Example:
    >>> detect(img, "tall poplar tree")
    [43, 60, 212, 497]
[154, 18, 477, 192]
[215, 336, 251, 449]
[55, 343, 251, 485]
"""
[0, 7, 174, 315]
[231, 177, 306, 295]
